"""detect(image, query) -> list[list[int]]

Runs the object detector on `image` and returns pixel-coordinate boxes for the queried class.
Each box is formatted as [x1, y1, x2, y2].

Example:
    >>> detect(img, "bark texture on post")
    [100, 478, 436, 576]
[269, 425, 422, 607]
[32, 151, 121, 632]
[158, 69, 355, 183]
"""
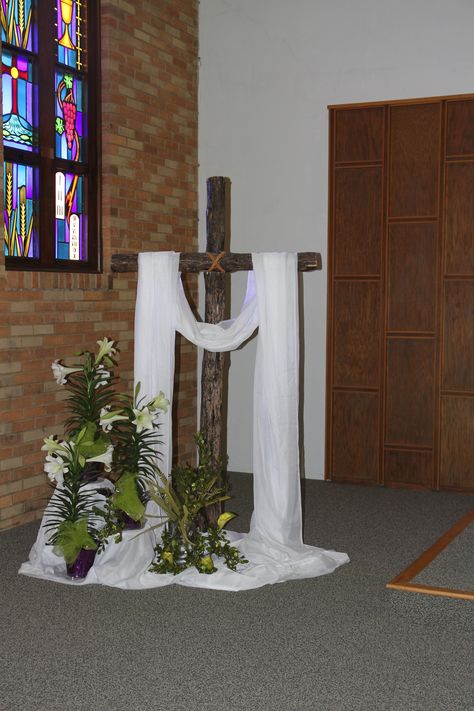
[200, 178, 229, 522]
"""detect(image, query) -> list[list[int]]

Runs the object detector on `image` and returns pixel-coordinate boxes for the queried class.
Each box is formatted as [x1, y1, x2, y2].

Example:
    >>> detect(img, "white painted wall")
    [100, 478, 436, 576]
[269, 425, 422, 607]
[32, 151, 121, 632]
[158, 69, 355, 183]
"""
[198, 0, 474, 477]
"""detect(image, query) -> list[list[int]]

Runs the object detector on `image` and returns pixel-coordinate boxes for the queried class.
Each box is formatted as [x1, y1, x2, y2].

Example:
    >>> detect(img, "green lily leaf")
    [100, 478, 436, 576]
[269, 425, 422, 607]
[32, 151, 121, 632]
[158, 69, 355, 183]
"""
[74, 422, 110, 459]
[73, 422, 97, 448]
[134, 381, 141, 402]
[111, 472, 145, 522]
[73, 424, 88, 446]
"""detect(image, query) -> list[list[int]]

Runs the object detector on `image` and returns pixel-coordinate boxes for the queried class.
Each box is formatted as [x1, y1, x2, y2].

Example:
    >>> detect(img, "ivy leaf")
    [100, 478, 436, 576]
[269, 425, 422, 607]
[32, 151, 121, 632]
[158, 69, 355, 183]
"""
[55, 117, 65, 135]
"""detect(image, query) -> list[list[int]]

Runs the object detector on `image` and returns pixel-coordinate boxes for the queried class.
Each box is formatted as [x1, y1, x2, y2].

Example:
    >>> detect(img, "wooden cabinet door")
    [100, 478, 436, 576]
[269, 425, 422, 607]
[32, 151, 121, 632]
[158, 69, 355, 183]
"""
[327, 106, 384, 486]
[326, 95, 474, 493]
[440, 99, 474, 490]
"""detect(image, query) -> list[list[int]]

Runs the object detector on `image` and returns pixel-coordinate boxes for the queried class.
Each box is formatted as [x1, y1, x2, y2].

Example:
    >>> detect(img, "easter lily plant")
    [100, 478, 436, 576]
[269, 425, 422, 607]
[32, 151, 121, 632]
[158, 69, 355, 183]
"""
[44, 338, 117, 564]
[43, 338, 168, 566]
[107, 384, 169, 523]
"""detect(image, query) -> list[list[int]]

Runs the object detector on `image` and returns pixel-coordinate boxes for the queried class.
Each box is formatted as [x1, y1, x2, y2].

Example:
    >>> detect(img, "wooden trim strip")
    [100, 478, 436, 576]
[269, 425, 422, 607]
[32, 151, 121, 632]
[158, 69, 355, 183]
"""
[446, 155, 474, 162]
[385, 332, 436, 339]
[388, 216, 438, 223]
[384, 443, 433, 452]
[332, 385, 379, 393]
[324, 108, 336, 482]
[334, 160, 383, 168]
[328, 92, 474, 110]
[386, 581, 474, 602]
[333, 275, 381, 282]
[386, 508, 474, 600]
[440, 389, 474, 398]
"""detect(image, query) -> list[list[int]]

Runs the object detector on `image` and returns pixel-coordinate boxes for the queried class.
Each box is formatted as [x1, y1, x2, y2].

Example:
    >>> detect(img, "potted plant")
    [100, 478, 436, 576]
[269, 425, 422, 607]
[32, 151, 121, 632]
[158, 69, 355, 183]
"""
[43, 338, 117, 578]
[149, 433, 247, 575]
[43, 337, 169, 577]
[104, 383, 169, 528]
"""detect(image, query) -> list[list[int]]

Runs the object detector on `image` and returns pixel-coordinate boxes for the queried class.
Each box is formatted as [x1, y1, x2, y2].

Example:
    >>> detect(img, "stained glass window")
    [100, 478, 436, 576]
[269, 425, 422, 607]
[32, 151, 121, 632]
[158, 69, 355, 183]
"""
[55, 70, 84, 162]
[55, 172, 86, 260]
[1, 0, 34, 51]
[56, 0, 86, 71]
[1, 0, 99, 270]
[3, 161, 38, 257]
[2, 50, 36, 150]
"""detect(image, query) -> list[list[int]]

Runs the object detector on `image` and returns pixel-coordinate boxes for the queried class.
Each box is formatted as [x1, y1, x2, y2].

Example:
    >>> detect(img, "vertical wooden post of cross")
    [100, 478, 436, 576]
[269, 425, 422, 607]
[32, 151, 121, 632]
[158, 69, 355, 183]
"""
[200, 176, 230, 523]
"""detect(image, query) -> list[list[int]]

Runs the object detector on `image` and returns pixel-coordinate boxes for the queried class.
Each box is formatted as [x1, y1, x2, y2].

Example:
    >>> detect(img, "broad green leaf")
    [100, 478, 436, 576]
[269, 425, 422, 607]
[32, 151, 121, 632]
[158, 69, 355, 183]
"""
[111, 472, 145, 522]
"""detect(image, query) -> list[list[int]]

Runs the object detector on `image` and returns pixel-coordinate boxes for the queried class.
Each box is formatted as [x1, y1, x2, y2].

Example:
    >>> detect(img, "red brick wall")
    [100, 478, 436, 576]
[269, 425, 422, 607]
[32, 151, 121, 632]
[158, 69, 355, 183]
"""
[0, 0, 199, 531]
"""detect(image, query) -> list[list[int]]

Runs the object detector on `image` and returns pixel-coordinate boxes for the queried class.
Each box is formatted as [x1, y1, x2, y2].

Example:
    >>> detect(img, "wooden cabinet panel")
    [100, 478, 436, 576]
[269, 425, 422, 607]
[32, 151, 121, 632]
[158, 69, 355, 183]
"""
[332, 391, 379, 483]
[384, 449, 433, 488]
[445, 162, 474, 274]
[446, 100, 474, 156]
[328, 95, 474, 492]
[334, 167, 382, 276]
[385, 339, 435, 446]
[335, 107, 384, 163]
[440, 396, 474, 490]
[442, 281, 474, 391]
[333, 281, 380, 388]
[387, 223, 437, 332]
[389, 103, 441, 217]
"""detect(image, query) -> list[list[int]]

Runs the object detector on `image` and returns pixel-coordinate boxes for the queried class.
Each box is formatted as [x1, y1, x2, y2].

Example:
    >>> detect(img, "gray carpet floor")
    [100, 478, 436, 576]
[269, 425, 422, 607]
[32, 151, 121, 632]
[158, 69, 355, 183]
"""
[413, 523, 474, 591]
[1, 474, 473, 711]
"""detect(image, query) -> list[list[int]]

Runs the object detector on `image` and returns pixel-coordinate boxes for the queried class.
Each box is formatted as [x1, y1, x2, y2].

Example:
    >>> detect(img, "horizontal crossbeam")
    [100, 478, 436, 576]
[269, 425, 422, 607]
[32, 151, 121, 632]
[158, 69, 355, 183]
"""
[111, 251, 322, 273]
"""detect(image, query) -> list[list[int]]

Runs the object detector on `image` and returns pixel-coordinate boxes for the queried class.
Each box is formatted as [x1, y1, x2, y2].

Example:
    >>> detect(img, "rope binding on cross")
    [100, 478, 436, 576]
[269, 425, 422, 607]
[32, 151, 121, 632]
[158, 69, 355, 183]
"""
[206, 251, 226, 272]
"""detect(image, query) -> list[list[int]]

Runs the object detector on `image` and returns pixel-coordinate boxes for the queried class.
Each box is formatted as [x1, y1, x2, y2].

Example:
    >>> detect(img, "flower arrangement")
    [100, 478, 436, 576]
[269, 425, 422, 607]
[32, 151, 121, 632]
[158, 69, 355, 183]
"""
[43, 337, 246, 580]
[43, 338, 168, 571]
[149, 433, 247, 575]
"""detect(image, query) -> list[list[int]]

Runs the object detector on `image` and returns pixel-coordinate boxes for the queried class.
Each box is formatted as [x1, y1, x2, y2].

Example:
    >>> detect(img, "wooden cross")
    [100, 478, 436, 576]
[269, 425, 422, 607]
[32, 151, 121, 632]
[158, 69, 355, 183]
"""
[112, 177, 322, 515]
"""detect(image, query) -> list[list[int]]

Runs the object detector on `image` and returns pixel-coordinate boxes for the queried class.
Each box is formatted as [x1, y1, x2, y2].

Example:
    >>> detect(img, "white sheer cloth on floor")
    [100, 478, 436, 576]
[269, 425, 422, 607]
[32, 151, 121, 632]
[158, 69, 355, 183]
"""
[19, 251, 348, 590]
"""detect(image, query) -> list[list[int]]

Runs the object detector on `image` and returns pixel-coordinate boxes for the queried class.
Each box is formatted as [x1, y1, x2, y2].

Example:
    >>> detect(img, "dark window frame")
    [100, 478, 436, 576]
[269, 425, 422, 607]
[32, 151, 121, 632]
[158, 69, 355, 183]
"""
[3, 0, 101, 273]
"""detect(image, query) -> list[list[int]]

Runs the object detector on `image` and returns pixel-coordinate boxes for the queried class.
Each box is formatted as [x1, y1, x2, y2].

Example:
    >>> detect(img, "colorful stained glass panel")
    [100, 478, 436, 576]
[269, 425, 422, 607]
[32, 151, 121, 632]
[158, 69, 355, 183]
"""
[1, 0, 35, 51]
[56, 0, 87, 71]
[2, 49, 36, 150]
[55, 171, 86, 260]
[3, 161, 38, 258]
[55, 70, 84, 162]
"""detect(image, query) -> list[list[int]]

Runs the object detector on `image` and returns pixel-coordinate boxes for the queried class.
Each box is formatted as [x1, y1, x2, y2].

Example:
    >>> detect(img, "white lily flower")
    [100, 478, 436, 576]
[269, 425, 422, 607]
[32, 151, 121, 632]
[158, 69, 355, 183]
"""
[51, 359, 82, 385]
[95, 337, 116, 364]
[132, 406, 156, 433]
[86, 444, 114, 472]
[149, 391, 169, 413]
[41, 435, 68, 455]
[44, 453, 68, 486]
[99, 407, 128, 432]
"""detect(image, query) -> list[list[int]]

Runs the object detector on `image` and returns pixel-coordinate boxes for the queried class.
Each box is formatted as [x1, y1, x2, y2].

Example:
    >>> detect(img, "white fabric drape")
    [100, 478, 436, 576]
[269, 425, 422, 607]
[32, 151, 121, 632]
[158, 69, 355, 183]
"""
[20, 251, 348, 590]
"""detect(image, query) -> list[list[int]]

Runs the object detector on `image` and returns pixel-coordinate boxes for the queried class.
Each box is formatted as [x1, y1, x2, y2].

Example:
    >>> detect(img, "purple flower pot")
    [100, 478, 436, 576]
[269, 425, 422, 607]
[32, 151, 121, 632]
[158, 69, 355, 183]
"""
[120, 512, 143, 530]
[66, 548, 96, 579]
